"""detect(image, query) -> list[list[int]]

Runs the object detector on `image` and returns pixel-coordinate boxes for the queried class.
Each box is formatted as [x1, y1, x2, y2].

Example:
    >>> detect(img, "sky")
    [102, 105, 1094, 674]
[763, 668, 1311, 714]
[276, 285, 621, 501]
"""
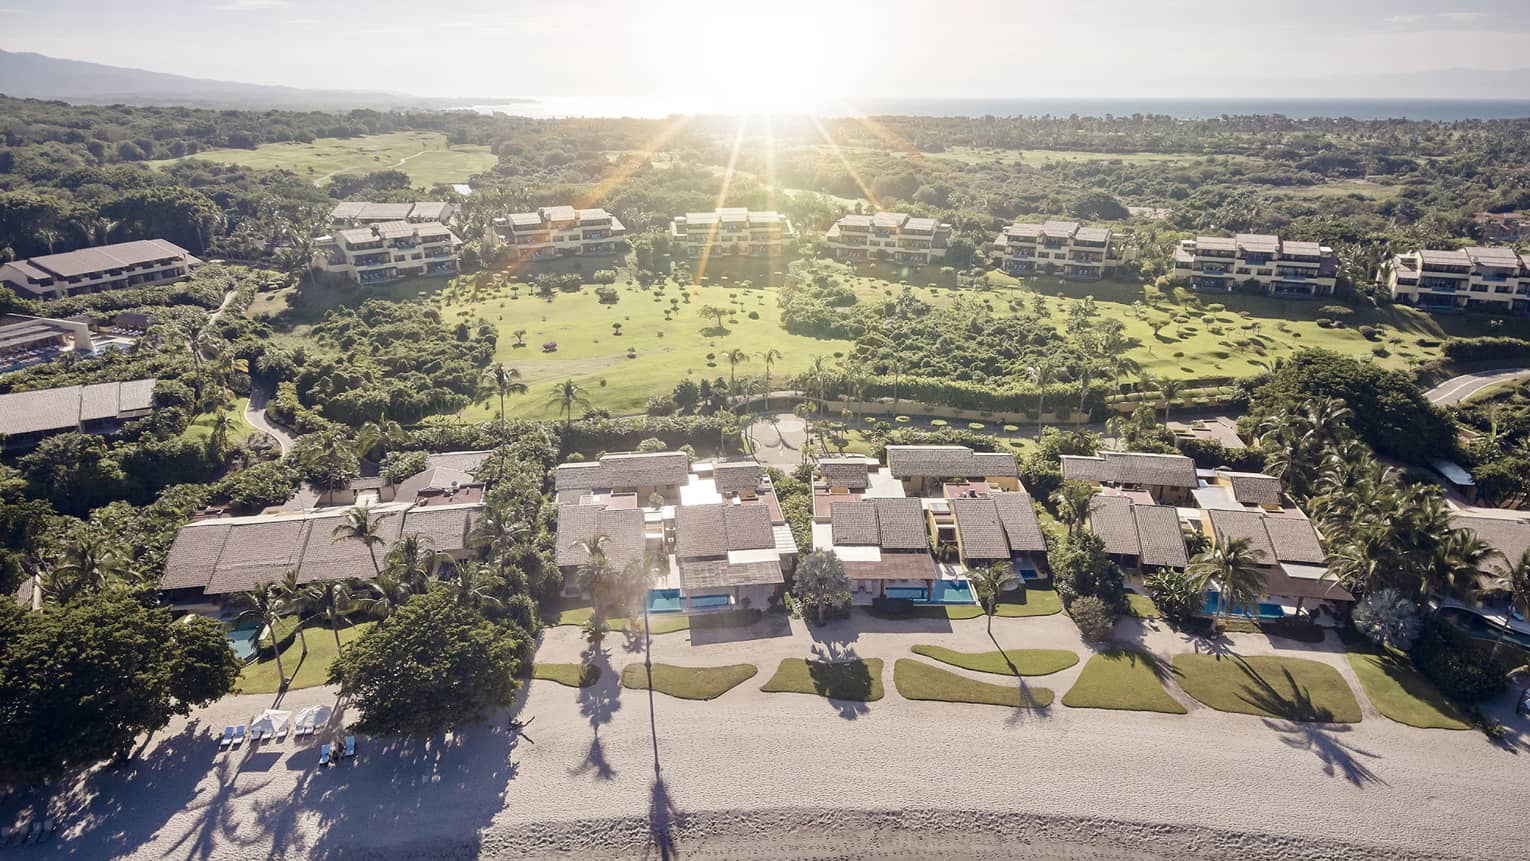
[1, 0, 1529, 104]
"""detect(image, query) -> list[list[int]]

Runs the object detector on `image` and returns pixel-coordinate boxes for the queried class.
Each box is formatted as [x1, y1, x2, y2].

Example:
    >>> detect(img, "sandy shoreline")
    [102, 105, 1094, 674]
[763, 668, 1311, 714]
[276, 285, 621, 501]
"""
[10, 612, 1527, 860]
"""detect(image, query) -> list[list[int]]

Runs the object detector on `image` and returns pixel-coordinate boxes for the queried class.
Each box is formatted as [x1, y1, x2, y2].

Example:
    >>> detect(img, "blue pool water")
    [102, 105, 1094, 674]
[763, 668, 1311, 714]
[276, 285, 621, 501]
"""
[646, 589, 683, 614]
[1202, 593, 1285, 620]
[886, 580, 977, 605]
[688, 594, 732, 610]
[225, 626, 262, 663]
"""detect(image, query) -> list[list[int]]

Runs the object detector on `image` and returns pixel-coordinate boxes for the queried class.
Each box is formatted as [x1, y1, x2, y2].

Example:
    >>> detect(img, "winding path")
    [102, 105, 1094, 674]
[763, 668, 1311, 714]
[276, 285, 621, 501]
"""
[1425, 367, 1530, 405]
[244, 378, 297, 455]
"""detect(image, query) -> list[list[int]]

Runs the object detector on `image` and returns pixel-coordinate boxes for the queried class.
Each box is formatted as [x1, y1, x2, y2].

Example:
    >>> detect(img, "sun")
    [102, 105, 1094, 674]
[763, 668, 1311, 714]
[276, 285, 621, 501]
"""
[659, 5, 852, 115]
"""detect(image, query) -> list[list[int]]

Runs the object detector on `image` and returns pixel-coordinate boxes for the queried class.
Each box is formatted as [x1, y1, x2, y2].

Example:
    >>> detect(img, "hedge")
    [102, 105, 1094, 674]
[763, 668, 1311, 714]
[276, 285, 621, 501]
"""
[1440, 337, 1530, 364]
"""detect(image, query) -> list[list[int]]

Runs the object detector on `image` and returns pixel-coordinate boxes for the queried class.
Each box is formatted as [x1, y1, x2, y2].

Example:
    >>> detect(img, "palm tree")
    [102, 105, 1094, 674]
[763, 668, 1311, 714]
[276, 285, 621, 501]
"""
[1187, 536, 1268, 631]
[723, 348, 749, 398]
[757, 347, 783, 411]
[481, 363, 527, 426]
[969, 561, 1018, 642]
[445, 560, 504, 612]
[1430, 528, 1497, 602]
[306, 580, 359, 653]
[355, 413, 411, 464]
[277, 570, 311, 657]
[806, 353, 831, 407]
[1155, 376, 1185, 422]
[175, 318, 221, 404]
[1482, 549, 1530, 660]
[546, 379, 591, 428]
[1051, 481, 1095, 535]
[233, 582, 289, 686]
[331, 505, 389, 577]
[469, 509, 526, 561]
[384, 533, 442, 593]
[574, 533, 615, 644]
[43, 531, 126, 604]
[1027, 360, 1059, 436]
[356, 567, 415, 620]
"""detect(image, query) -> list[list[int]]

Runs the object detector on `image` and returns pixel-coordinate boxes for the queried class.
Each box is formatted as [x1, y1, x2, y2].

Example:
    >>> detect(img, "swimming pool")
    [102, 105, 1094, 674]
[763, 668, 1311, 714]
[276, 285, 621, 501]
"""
[225, 625, 262, 663]
[885, 580, 977, 605]
[1202, 593, 1286, 620]
[645, 589, 733, 614]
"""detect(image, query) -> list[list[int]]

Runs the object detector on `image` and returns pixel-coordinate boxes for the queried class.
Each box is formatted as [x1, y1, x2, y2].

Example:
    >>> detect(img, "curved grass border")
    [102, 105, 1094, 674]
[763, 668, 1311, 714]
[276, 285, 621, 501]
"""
[893, 659, 1053, 708]
[759, 658, 883, 701]
[1346, 651, 1470, 730]
[621, 662, 758, 700]
[530, 662, 601, 688]
[1061, 650, 1186, 714]
[1173, 654, 1361, 723]
[911, 645, 1078, 677]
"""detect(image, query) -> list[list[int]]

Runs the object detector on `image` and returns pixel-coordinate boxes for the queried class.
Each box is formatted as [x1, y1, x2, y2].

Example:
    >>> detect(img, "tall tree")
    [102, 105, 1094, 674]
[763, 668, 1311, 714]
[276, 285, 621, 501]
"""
[1051, 480, 1095, 536]
[232, 582, 289, 687]
[1482, 549, 1530, 660]
[1187, 536, 1268, 631]
[546, 379, 591, 428]
[306, 579, 359, 653]
[969, 561, 1018, 642]
[481, 363, 527, 426]
[792, 550, 850, 624]
[757, 347, 783, 411]
[724, 348, 750, 398]
[331, 505, 389, 577]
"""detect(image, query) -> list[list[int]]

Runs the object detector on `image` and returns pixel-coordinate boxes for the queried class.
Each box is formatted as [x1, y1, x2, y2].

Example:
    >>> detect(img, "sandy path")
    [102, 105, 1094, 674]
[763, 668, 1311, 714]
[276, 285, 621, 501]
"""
[13, 614, 1528, 860]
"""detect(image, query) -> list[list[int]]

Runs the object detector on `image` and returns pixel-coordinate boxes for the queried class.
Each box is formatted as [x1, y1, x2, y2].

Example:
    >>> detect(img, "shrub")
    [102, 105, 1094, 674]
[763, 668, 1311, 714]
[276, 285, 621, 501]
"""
[1351, 588, 1421, 651]
[1358, 325, 1381, 341]
[1069, 596, 1117, 642]
[1318, 305, 1354, 317]
[1410, 617, 1506, 703]
[1314, 318, 1337, 329]
[1144, 568, 1201, 628]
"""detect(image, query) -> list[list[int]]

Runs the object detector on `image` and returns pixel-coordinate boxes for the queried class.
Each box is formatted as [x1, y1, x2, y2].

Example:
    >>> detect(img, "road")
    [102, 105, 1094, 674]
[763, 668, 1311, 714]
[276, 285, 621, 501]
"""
[244, 378, 297, 455]
[1425, 367, 1530, 405]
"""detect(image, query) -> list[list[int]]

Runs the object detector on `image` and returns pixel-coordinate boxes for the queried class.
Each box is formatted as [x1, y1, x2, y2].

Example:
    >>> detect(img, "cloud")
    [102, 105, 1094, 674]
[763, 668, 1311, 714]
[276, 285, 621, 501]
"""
[215, 0, 292, 10]
[1438, 11, 1486, 22]
[1386, 10, 1489, 27]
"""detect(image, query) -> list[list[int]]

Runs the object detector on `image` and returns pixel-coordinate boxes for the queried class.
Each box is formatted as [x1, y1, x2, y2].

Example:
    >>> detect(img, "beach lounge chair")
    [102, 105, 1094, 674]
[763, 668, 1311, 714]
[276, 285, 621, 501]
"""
[275, 724, 288, 742]
[232, 725, 246, 747]
[219, 726, 234, 749]
[343, 735, 356, 760]
[318, 744, 332, 767]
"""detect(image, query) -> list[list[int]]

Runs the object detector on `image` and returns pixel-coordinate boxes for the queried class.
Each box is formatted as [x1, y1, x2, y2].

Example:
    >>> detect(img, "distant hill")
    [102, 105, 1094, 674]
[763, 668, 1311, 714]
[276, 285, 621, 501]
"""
[0, 49, 525, 111]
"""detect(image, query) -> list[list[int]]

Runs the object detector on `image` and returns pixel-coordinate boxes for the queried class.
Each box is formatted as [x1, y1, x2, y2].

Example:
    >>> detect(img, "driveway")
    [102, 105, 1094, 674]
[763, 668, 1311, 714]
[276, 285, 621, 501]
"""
[747, 412, 807, 469]
[1426, 368, 1530, 405]
[245, 378, 298, 455]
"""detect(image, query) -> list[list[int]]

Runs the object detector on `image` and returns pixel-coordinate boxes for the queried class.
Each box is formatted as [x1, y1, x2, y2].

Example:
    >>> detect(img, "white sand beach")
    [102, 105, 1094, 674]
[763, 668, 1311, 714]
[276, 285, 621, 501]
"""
[13, 613, 1529, 860]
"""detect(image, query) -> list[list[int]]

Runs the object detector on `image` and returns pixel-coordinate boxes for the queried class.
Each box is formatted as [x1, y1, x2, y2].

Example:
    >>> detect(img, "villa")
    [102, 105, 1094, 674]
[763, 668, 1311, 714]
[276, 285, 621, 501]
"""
[313, 221, 462, 285]
[0, 377, 157, 451]
[885, 444, 1021, 497]
[1387, 246, 1530, 314]
[488, 205, 626, 261]
[821, 497, 940, 604]
[1170, 233, 1339, 297]
[1085, 495, 1191, 572]
[1060, 450, 1199, 506]
[670, 208, 796, 259]
[945, 493, 1049, 579]
[553, 453, 797, 614]
[0, 313, 95, 375]
[1200, 507, 1350, 616]
[0, 239, 200, 300]
[1166, 416, 1246, 451]
[327, 201, 456, 227]
[991, 220, 1127, 281]
[826, 211, 952, 265]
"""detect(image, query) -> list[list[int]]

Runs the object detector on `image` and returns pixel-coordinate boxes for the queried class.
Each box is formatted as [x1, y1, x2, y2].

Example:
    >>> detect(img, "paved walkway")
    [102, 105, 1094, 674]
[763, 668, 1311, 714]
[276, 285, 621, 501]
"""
[746, 412, 806, 469]
[1426, 367, 1530, 404]
[244, 378, 297, 456]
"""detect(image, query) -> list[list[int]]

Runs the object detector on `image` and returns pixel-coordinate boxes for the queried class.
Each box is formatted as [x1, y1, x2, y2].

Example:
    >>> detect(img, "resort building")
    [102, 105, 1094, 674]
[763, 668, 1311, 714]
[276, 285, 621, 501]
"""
[0, 239, 200, 300]
[553, 454, 797, 614]
[1086, 495, 1191, 572]
[885, 445, 1020, 498]
[0, 378, 157, 451]
[1199, 507, 1350, 615]
[1170, 234, 1339, 297]
[821, 497, 940, 605]
[0, 313, 94, 374]
[1387, 246, 1530, 313]
[992, 220, 1126, 281]
[826, 211, 952, 265]
[328, 201, 456, 227]
[488, 206, 626, 261]
[1060, 450, 1200, 507]
[1166, 416, 1247, 451]
[314, 221, 461, 285]
[159, 500, 484, 605]
[946, 493, 1049, 579]
[1474, 211, 1530, 244]
[317, 450, 492, 509]
[670, 208, 796, 259]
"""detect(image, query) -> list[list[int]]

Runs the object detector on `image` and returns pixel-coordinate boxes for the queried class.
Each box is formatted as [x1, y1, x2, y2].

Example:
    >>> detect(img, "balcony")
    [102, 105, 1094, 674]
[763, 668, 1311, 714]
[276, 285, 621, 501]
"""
[1195, 264, 1231, 275]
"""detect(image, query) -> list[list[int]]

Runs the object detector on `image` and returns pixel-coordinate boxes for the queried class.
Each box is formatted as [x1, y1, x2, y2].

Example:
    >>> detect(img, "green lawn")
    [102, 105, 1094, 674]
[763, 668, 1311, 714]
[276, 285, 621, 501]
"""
[893, 586, 1064, 621]
[151, 131, 498, 188]
[529, 663, 601, 688]
[1126, 594, 1158, 619]
[1346, 651, 1471, 730]
[1173, 654, 1362, 723]
[542, 602, 690, 635]
[760, 658, 884, 701]
[1061, 650, 1187, 714]
[236, 619, 376, 694]
[911, 645, 1078, 677]
[181, 398, 256, 444]
[621, 662, 758, 700]
[893, 659, 1054, 708]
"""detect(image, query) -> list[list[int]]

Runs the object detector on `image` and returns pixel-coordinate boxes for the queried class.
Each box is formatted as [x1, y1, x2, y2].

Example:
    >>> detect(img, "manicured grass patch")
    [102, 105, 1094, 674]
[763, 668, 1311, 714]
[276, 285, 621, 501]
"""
[621, 662, 758, 700]
[529, 663, 601, 688]
[1173, 654, 1361, 723]
[1346, 651, 1470, 730]
[1126, 594, 1158, 619]
[874, 586, 1063, 621]
[541, 602, 690, 635]
[151, 130, 498, 187]
[181, 398, 256, 444]
[1061, 650, 1187, 714]
[760, 658, 883, 701]
[893, 659, 1053, 708]
[911, 645, 1078, 677]
[236, 619, 376, 694]
[545, 603, 593, 627]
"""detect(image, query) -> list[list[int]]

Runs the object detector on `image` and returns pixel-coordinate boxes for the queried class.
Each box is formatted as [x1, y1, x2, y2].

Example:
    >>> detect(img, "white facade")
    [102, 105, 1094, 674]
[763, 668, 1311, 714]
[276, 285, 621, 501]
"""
[314, 221, 461, 285]
[1388, 246, 1530, 314]
[670, 208, 796, 259]
[1171, 233, 1338, 297]
[489, 205, 626, 261]
[992, 220, 1125, 281]
[826, 211, 951, 265]
[0, 240, 199, 300]
[328, 201, 456, 227]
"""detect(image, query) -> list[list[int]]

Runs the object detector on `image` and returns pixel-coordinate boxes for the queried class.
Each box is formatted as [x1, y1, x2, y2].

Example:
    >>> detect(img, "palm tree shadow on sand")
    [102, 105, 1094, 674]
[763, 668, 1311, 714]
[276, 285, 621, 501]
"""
[1261, 719, 1386, 787]
[571, 645, 622, 781]
[807, 642, 874, 719]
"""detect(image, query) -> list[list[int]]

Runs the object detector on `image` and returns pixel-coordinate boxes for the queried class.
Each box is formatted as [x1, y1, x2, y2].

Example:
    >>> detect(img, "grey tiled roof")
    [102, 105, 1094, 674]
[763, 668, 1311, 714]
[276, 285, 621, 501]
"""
[1132, 505, 1189, 569]
[675, 503, 775, 558]
[5, 239, 190, 280]
[953, 498, 1009, 559]
[1451, 513, 1530, 575]
[1088, 495, 1140, 557]
[1062, 452, 1197, 488]
[972, 452, 1019, 478]
[556, 505, 646, 572]
[818, 458, 870, 490]
[886, 445, 977, 478]
[1060, 455, 1113, 483]
[873, 498, 929, 551]
[1263, 516, 1325, 564]
[0, 378, 158, 436]
[1225, 472, 1283, 507]
[993, 493, 1046, 553]
[160, 524, 233, 591]
[1206, 509, 1276, 564]
[830, 501, 881, 546]
[678, 558, 783, 592]
[201, 519, 310, 596]
[554, 451, 690, 492]
[844, 551, 937, 581]
[298, 509, 405, 584]
[712, 461, 763, 495]
[398, 506, 477, 555]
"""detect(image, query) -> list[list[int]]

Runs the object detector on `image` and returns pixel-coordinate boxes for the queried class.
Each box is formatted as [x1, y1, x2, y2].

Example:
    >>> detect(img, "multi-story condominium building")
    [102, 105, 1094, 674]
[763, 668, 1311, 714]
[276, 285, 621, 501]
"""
[670, 208, 796, 259]
[991, 220, 1125, 281]
[328, 201, 456, 227]
[488, 205, 626, 261]
[1387, 246, 1530, 313]
[1171, 233, 1339, 297]
[0, 240, 199, 300]
[314, 221, 461, 285]
[826, 211, 952, 265]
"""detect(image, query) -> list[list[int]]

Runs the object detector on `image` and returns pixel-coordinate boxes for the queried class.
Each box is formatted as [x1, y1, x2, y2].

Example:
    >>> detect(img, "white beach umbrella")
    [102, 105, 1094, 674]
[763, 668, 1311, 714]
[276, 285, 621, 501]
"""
[249, 709, 291, 735]
[293, 704, 333, 729]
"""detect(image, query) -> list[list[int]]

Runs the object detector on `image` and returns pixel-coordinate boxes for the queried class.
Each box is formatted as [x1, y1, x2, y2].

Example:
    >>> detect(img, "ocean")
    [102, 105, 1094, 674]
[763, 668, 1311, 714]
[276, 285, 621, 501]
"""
[471, 96, 1530, 122]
